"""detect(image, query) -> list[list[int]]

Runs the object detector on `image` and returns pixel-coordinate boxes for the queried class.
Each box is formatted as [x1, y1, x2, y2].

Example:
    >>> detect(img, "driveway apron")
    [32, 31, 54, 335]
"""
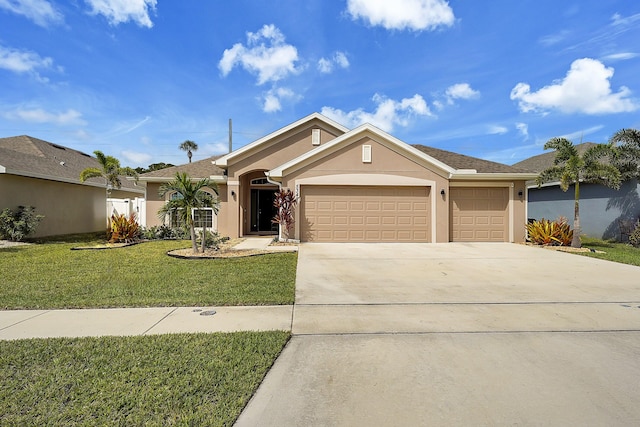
[236, 243, 640, 426]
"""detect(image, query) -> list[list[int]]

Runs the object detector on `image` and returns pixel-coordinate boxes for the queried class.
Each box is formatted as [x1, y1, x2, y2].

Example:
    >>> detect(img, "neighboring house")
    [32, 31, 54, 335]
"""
[138, 113, 536, 243]
[513, 143, 640, 240]
[0, 135, 144, 238]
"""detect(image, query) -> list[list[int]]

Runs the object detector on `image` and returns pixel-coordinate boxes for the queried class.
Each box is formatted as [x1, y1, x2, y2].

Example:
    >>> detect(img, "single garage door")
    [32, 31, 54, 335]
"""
[450, 187, 508, 242]
[301, 186, 431, 242]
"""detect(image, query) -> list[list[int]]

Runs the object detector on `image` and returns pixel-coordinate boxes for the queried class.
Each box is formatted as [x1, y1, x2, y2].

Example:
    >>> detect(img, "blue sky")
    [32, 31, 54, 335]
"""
[1, 0, 639, 168]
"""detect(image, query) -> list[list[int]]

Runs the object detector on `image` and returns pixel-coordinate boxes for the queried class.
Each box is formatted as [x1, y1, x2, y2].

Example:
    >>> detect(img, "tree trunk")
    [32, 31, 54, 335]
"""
[572, 181, 581, 248]
[190, 224, 197, 253]
[201, 221, 206, 253]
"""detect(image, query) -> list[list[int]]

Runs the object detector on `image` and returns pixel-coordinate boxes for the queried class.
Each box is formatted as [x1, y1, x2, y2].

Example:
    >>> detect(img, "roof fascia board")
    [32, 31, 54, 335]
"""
[134, 175, 227, 184]
[2, 168, 145, 193]
[214, 113, 349, 168]
[450, 172, 539, 181]
[268, 124, 456, 178]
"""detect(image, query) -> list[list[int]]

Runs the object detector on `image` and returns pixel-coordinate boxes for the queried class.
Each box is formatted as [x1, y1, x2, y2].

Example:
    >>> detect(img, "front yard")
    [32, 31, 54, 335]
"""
[0, 238, 297, 309]
[1, 235, 296, 425]
[577, 237, 640, 267]
[0, 331, 289, 426]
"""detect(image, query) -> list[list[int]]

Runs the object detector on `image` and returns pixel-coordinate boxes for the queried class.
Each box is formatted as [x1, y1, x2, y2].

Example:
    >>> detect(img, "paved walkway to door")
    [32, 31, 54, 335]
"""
[236, 243, 640, 426]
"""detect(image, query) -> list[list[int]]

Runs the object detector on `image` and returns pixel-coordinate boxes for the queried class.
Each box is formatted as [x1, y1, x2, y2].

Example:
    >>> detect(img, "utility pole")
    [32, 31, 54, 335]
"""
[228, 119, 232, 153]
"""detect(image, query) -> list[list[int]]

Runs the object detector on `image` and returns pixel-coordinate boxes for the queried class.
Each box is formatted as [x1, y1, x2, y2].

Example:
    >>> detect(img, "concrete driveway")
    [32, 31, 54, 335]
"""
[236, 243, 640, 426]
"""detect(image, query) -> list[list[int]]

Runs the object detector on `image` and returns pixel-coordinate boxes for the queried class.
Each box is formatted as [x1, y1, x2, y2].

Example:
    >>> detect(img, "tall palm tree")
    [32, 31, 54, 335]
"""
[80, 151, 138, 193]
[179, 140, 198, 163]
[610, 128, 640, 180]
[158, 172, 218, 253]
[537, 137, 621, 248]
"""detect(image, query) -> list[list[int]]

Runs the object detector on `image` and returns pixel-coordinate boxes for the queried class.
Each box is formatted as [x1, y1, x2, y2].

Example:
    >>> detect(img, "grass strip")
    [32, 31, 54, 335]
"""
[0, 331, 289, 426]
[0, 240, 297, 309]
[577, 237, 640, 267]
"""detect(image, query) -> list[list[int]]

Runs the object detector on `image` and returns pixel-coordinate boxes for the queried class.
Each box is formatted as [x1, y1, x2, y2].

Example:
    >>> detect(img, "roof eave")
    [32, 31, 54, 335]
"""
[134, 175, 227, 184]
[2, 168, 145, 194]
[214, 112, 350, 167]
[450, 172, 539, 181]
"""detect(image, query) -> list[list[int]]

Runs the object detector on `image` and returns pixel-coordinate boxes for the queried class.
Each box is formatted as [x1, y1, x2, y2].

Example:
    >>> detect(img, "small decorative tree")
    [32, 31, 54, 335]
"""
[536, 137, 621, 248]
[272, 188, 297, 242]
[158, 172, 219, 253]
[0, 206, 44, 242]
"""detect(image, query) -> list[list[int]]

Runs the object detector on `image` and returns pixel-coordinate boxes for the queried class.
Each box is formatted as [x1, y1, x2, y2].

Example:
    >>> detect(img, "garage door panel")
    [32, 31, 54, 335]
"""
[301, 185, 431, 242]
[451, 187, 508, 242]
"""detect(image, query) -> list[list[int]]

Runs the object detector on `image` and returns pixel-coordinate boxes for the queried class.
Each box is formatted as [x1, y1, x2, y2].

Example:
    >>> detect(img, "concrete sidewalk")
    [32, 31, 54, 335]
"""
[0, 305, 293, 340]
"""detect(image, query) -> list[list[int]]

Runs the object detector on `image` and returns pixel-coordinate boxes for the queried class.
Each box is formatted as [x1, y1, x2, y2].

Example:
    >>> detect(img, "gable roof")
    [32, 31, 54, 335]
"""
[138, 156, 225, 182]
[267, 123, 538, 181]
[214, 112, 349, 168]
[512, 142, 598, 173]
[0, 135, 143, 193]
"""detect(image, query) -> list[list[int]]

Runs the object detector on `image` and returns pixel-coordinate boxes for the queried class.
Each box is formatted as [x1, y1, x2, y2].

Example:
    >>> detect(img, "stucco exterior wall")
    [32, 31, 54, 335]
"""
[0, 174, 106, 237]
[527, 179, 640, 240]
[227, 120, 344, 179]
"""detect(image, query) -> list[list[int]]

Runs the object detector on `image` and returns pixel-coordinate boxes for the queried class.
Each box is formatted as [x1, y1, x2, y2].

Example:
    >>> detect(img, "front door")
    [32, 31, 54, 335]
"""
[250, 189, 277, 233]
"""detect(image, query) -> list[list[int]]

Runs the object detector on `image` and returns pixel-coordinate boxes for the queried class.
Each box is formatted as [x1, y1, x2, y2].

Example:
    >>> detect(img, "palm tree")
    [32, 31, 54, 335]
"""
[537, 137, 621, 248]
[179, 140, 198, 163]
[158, 172, 219, 253]
[80, 151, 138, 193]
[610, 128, 640, 180]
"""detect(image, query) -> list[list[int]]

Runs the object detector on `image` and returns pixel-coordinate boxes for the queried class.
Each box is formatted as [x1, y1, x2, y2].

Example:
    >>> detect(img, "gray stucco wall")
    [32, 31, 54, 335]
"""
[527, 179, 640, 240]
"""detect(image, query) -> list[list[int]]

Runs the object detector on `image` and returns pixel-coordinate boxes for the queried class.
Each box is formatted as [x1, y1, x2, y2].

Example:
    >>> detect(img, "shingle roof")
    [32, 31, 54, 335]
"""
[0, 135, 142, 192]
[412, 144, 533, 174]
[512, 142, 598, 173]
[140, 155, 224, 179]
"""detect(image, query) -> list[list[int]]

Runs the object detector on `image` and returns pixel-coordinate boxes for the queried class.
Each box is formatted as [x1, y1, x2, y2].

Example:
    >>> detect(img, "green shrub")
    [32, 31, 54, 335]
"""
[526, 217, 573, 246]
[196, 230, 229, 250]
[107, 213, 141, 243]
[141, 225, 187, 240]
[629, 221, 640, 248]
[0, 206, 44, 241]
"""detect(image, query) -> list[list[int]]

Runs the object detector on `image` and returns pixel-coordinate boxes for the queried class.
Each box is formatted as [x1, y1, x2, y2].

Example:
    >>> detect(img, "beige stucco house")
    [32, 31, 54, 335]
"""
[0, 135, 144, 238]
[139, 113, 536, 243]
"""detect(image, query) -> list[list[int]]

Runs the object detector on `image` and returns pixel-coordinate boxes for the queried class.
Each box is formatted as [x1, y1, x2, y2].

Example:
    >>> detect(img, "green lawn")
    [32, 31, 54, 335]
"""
[0, 332, 289, 426]
[0, 238, 297, 309]
[577, 237, 640, 266]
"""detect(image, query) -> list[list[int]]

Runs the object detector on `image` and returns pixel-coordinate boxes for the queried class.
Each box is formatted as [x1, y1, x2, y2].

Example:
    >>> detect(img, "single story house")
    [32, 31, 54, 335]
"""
[513, 143, 640, 240]
[138, 113, 536, 243]
[0, 135, 144, 238]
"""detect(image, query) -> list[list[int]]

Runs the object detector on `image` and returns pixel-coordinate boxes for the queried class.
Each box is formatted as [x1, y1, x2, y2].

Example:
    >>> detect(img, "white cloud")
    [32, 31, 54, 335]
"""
[558, 125, 604, 141]
[601, 52, 638, 61]
[346, 0, 454, 31]
[445, 83, 480, 104]
[321, 93, 432, 132]
[121, 150, 151, 164]
[84, 0, 157, 28]
[487, 125, 508, 135]
[204, 142, 230, 156]
[515, 122, 529, 139]
[219, 24, 301, 85]
[510, 58, 639, 115]
[318, 51, 350, 74]
[539, 30, 570, 47]
[0, 45, 56, 80]
[261, 87, 300, 113]
[3, 107, 86, 126]
[0, 0, 63, 26]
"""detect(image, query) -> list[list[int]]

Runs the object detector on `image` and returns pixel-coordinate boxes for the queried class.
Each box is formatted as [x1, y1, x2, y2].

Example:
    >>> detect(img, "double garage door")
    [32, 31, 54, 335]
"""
[301, 186, 430, 242]
[300, 185, 509, 243]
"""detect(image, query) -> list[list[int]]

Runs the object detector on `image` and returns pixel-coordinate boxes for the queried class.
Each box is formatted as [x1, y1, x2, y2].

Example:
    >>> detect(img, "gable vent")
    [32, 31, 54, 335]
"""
[312, 128, 320, 146]
[362, 145, 372, 163]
